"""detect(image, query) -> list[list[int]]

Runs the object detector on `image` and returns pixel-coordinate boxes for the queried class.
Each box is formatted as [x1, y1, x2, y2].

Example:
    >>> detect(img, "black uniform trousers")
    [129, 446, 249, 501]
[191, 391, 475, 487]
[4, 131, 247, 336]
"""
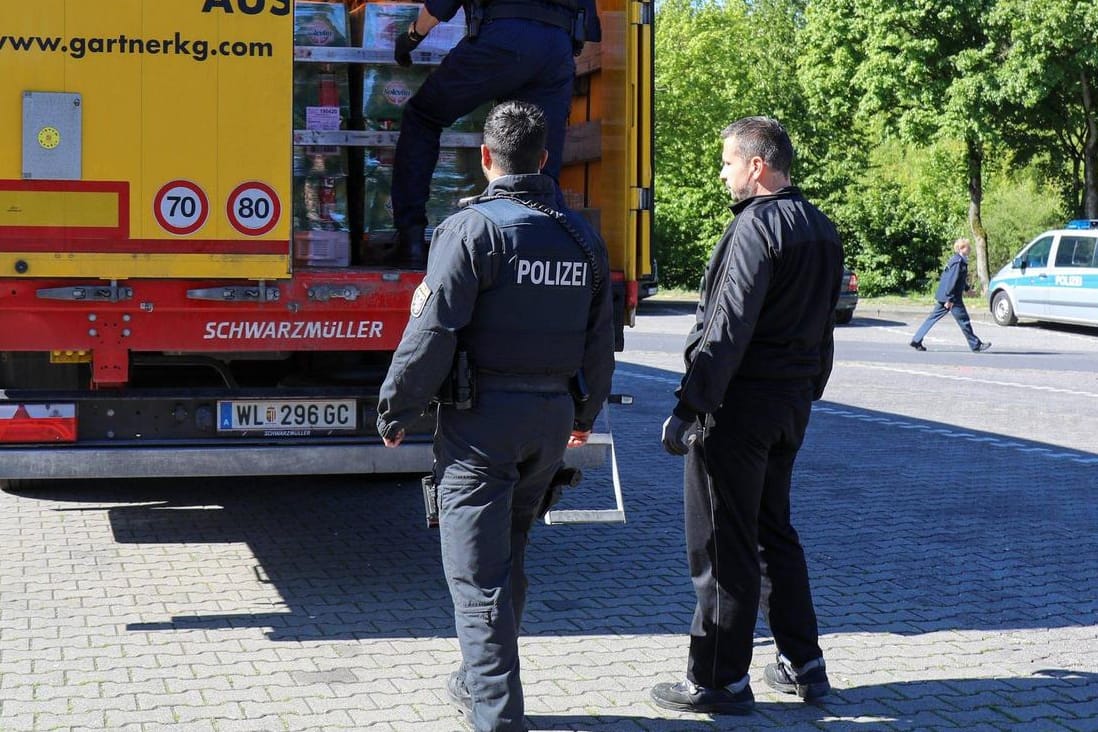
[391, 19, 574, 232]
[683, 378, 823, 689]
[435, 388, 573, 732]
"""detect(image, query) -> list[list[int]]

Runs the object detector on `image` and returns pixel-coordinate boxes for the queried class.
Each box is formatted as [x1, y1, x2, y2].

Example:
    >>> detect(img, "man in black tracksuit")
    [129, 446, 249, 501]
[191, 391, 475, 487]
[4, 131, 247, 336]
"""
[650, 117, 843, 715]
[377, 101, 614, 731]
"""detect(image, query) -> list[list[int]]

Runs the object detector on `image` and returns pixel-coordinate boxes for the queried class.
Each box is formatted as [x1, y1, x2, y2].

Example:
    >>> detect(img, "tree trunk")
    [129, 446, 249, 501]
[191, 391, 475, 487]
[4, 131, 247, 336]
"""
[1081, 68, 1098, 218]
[966, 135, 989, 294]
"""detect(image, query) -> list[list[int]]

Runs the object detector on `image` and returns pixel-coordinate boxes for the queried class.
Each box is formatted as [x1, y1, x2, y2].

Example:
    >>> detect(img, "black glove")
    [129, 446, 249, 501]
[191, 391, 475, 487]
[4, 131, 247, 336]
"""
[661, 414, 697, 456]
[394, 25, 424, 67]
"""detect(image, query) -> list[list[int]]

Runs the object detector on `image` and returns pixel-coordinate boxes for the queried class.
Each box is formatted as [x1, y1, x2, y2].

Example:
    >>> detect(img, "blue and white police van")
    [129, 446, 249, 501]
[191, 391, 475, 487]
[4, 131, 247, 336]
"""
[989, 220, 1098, 327]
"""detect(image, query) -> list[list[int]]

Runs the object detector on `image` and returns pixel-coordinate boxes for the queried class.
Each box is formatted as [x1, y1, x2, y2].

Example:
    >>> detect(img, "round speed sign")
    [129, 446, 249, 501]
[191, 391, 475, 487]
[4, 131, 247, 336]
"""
[153, 180, 209, 236]
[226, 181, 281, 236]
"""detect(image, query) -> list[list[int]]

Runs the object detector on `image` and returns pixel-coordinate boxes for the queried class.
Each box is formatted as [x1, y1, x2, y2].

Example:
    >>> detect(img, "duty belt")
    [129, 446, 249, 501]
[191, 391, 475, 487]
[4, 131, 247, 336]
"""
[477, 371, 571, 394]
[480, 1, 574, 31]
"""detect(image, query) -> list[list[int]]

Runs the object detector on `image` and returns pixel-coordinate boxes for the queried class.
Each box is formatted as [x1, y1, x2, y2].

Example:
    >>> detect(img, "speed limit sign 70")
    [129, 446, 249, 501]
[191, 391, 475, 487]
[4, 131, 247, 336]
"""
[154, 180, 209, 236]
[226, 181, 281, 236]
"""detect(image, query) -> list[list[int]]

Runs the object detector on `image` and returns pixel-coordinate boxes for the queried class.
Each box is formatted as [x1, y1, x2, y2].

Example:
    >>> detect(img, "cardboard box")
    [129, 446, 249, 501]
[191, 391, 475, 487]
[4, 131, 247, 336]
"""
[363, 69, 488, 130]
[361, 4, 467, 55]
[294, 230, 351, 267]
[363, 66, 428, 126]
[295, 1, 351, 47]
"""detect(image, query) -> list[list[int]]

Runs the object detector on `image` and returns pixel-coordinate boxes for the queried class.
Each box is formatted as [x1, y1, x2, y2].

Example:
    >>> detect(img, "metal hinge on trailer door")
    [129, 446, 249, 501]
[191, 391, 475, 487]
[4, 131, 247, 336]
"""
[307, 284, 361, 302]
[631, 186, 653, 212]
[37, 283, 133, 302]
[187, 285, 280, 302]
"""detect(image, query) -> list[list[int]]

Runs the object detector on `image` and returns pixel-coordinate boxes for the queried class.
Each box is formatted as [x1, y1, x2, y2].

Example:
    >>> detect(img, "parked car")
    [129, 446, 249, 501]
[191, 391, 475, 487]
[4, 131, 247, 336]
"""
[836, 268, 859, 324]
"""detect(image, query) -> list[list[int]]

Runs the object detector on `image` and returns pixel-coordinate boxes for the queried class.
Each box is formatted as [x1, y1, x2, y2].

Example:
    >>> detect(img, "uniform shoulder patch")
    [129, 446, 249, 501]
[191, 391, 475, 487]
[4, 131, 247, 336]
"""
[410, 281, 432, 317]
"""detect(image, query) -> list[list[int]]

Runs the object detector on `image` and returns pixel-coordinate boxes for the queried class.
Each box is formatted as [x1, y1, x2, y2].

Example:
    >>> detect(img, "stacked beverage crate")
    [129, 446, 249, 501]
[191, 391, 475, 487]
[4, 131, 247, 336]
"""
[292, 1, 353, 267]
[356, 3, 488, 255]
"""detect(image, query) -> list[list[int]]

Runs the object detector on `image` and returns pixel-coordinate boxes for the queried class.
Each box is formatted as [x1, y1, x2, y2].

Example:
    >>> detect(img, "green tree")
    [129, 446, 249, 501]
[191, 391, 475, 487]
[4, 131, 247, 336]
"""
[833, 0, 997, 291]
[654, 0, 849, 288]
[654, 0, 752, 288]
[986, 0, 1098, 218]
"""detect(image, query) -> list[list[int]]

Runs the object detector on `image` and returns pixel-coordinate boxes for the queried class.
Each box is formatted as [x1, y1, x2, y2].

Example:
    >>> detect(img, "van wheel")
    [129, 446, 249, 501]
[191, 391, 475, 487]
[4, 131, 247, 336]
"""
[835, 309, 853, 325]
[992, 291, 1017, 326]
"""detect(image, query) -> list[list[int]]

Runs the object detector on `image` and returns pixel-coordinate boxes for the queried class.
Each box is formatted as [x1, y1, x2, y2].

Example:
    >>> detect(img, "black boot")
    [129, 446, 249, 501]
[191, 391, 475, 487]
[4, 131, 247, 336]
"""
[397, 224, 427, 262]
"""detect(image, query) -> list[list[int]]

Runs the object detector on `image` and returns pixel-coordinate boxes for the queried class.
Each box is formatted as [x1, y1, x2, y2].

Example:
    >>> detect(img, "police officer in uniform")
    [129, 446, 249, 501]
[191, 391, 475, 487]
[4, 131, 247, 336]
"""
[650, 117, 842, 715]
[377, 101, 614, 731]
[390, 0, 600, 254]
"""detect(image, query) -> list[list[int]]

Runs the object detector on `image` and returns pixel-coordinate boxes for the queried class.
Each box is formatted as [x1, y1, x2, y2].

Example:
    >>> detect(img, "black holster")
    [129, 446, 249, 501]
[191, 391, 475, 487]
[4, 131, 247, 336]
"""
[570, 369, 590, 406]
[436, 349, 476, 410]
[466, 2, 484, 39]
[537, 466, 582, 518]
[571, 8, 586, 55]
[422, 474, 440, 528]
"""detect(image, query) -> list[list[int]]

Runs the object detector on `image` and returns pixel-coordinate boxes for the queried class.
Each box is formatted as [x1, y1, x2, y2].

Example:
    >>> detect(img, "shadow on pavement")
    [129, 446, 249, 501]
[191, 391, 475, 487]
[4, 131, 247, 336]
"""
[842, 315, 907, 327]
[524, 670, 1097, 730]
[4, 362, 1096, 645]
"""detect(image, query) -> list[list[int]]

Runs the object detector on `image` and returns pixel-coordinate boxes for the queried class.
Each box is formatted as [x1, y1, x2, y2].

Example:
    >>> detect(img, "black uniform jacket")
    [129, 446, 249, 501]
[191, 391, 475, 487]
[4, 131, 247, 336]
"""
[377, 173, 615, 439]
[672, 186, 843, 422]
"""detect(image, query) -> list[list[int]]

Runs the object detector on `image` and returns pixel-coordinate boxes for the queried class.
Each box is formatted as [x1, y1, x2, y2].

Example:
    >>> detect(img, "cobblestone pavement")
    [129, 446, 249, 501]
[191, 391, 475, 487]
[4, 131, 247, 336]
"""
[2, 310, 1097, 731]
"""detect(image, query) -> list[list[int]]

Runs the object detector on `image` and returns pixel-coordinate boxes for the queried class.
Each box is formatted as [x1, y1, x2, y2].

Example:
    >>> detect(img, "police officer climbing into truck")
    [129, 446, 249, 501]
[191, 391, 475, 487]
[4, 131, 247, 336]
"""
[389, 0, 600, 256]
[377, 101, 614, 731]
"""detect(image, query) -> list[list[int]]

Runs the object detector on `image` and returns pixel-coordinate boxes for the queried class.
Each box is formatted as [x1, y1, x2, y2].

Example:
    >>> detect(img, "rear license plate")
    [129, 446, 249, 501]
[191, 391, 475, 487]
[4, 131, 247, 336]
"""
[217, 399, 357, 432]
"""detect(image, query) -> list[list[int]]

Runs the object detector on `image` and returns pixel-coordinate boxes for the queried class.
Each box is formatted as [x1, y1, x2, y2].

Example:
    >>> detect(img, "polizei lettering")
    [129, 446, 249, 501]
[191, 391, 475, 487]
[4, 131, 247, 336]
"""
[203, 320, 384, 340]
[515, 259, 588, 287]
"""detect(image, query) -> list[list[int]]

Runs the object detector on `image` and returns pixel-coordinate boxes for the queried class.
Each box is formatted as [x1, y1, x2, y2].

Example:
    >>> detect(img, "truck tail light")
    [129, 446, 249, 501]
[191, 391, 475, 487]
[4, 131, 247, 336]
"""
[847, 272, 859, 293]
[0, 404, 77, 443]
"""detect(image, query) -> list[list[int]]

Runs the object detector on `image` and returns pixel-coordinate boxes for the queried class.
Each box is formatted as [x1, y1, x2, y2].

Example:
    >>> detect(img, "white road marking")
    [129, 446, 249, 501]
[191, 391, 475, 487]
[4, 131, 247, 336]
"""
[614, 367, 1098, 465]
[839, 361, 1098, 400]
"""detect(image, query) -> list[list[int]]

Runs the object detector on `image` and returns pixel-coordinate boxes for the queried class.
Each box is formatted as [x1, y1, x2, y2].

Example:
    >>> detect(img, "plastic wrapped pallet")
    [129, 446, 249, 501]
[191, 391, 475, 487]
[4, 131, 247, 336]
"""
[293, 172, 351, 267]
[294, 146, 348, 178]
[293, 64, 352, 131]
[363, 147, 485, 237]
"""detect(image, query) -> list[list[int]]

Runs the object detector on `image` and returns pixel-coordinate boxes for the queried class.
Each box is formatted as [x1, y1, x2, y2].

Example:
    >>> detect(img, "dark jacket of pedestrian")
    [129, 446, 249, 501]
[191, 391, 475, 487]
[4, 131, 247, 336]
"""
[935, 252, 970, 304]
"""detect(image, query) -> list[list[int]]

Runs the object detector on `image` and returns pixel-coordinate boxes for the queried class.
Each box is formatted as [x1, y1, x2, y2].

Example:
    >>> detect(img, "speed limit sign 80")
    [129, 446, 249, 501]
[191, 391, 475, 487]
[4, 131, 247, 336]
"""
[226, 181, 281, 236]
[153, 180, 209, 236]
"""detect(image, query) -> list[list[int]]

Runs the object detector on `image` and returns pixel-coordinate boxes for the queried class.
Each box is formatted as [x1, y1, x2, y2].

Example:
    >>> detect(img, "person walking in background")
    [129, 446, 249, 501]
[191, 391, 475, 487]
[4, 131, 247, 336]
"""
[377, 101, 614, 731]
[650, 116, 842, 716]
[910, 238, 991, 352]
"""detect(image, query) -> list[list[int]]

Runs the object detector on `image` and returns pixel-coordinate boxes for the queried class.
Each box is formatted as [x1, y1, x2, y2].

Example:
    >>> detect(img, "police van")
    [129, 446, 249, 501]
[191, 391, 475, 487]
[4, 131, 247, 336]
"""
[989, 220, 1098, 328]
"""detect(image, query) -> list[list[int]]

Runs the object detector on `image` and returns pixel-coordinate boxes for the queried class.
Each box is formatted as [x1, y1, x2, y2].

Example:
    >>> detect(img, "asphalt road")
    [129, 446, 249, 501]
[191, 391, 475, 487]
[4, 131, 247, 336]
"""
[1, 303, 1096, 731]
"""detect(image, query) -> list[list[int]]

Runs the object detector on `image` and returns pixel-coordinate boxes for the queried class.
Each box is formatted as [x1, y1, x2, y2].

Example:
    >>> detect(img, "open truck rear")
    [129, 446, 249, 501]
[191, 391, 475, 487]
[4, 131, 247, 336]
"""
[0, 0, 652, 496]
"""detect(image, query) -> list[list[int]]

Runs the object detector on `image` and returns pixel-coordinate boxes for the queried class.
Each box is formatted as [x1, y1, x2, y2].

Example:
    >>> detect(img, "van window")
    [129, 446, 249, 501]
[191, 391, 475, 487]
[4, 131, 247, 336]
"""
[1054, 235, 1097, 268]
[1024, 236, 1053, 267]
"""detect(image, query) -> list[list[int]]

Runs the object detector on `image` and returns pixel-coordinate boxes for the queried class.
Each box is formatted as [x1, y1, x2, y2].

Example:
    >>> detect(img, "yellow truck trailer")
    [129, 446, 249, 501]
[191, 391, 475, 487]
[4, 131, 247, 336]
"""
[0, 0, 652, 497]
